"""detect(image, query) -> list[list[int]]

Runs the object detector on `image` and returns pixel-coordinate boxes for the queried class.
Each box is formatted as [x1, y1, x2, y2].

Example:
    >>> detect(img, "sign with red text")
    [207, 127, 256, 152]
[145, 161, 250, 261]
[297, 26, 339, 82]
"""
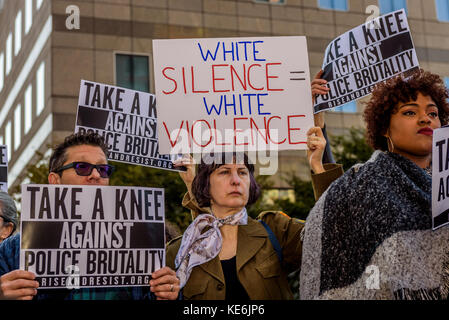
[153, 36, 314, 154]
[20, 184, 165, 289]
[432, 127, 449, 231]
[314, 9, 419, 113]
[75, 80, 183, 171]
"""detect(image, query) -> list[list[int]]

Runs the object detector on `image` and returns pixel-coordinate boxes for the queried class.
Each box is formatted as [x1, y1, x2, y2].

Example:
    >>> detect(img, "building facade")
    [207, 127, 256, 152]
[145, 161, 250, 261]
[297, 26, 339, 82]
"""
[1, 0, 449, 193]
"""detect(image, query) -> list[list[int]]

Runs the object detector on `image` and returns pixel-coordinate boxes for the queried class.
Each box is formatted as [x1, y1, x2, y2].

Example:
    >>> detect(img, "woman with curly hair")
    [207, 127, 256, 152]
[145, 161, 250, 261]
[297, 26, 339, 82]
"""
[300, 69, 449, 300]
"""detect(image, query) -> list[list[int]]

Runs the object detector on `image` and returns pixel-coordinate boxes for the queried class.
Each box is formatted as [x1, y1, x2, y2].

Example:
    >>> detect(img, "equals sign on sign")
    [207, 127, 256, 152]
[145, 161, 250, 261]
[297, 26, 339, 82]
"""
[290, 71, 306, 81]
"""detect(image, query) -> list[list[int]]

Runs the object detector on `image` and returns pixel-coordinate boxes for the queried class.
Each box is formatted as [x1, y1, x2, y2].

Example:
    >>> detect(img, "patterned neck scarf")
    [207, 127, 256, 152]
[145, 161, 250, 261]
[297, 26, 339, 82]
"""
[174, 208, 248, 289]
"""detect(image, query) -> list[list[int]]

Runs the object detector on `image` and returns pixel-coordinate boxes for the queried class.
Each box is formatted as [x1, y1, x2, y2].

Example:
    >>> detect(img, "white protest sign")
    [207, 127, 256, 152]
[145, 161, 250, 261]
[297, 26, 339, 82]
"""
[0, 145, 7, 192]
[314, 9, 419, 113]
[432, 127, 449, 231]
[153, 36, 314, 154]
[20, 184, 165, 289]
[75, 80, 183, 172]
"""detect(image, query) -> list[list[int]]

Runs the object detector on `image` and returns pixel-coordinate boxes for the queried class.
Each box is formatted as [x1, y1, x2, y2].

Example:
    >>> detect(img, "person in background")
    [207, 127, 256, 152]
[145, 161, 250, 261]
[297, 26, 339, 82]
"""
[0, 192, 18, 244]
[0, 132, 180, 300]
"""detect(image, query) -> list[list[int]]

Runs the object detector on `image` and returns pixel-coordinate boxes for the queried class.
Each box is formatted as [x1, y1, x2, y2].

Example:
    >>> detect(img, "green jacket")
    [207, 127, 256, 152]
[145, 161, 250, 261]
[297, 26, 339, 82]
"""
[166, 210, 303, 300]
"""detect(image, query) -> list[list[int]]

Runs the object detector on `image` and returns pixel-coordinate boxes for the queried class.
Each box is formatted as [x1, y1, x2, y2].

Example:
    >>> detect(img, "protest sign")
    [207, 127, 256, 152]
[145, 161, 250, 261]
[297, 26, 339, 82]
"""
[432, 127, 449, 230]
[0, 145, 7, 192]
[153, 36, 314, 154]
[75, 80, 183, 171]
[314, 9, 419, 113]
[20, 184, 165, 289]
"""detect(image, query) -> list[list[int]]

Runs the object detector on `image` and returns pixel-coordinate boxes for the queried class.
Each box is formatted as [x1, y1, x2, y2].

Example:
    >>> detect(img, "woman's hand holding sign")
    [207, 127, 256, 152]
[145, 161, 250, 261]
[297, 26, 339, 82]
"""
[173, 155, 196, 195]
[307, 127, 326, 174]
[149, 266, 180, 300]
[311, 70, 330, 129]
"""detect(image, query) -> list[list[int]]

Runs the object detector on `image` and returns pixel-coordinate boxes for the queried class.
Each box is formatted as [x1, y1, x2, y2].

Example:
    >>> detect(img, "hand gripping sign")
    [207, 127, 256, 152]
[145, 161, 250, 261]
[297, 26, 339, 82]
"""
[153, 36, 314, 155]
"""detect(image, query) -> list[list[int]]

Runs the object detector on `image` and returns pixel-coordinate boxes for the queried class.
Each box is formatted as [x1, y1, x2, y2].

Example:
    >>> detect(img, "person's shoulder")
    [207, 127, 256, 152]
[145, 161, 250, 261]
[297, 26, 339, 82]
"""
[0, 233, 20, 254]
[166, 235, 183, 250]
[256, 211, 305, 226]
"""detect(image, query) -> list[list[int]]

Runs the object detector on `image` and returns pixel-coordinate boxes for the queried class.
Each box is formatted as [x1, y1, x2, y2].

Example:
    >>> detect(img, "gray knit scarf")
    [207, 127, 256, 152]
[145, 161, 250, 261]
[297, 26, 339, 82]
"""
[300, 151, 449, 300]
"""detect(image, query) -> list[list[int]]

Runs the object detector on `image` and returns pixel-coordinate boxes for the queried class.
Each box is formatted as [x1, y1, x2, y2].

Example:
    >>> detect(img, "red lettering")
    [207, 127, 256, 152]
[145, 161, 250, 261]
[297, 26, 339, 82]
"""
[230, 64, 247, 91]
[212, 64, 230, 93]
[248, 64, 264, 91]
[191, 67, 209, 94]
[266, 116, 286, 145]
[162, 67, 177, 95]
[182, 67, 187, 94]
[266, 63, 284, 92]
[163, 121, 184, 147]
[234, 118, 249, 146]
[214, 120, 230, 146]
[250, 118, 268, 145]
[191, 120, 212, 147]
[287, 115, 306, 145]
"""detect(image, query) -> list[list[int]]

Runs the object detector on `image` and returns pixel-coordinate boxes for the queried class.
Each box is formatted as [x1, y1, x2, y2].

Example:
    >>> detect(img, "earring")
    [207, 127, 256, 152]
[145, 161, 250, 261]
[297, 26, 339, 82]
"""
[386, 135, 395, 153]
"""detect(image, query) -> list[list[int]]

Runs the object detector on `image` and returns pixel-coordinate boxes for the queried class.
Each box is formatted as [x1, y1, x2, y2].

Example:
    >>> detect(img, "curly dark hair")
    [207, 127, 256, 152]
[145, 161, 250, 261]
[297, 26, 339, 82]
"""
[49, 132, 109, 175]
[364, 69, 449, 151]
[192, 152, 261, 208]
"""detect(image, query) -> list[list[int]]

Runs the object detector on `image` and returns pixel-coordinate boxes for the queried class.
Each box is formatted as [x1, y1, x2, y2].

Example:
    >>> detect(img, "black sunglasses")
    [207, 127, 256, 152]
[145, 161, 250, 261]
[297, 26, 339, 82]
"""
[55, 162, 115, 178]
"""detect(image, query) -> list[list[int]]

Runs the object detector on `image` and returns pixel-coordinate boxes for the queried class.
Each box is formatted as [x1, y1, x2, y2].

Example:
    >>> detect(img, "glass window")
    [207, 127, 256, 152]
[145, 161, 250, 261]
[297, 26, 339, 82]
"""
[36, 62, 45, 115]
[37, 0, 43, 9]
[0, 52, 3, 92]
[379, 0, 407, 14]
[332, 101, 357, 113]
[253, 0, 286, 4]
[6, 33, 12, 75]
[25, 0, 32, 34]
[115, 54, 149, 92]
[14, 104, 21, 150]
[14, 10, 22, 56]
[436, 0, 449, 21]
[318, 0, 348, 11]
[25, 84, 32, 134]
[5, 121, 11, 160]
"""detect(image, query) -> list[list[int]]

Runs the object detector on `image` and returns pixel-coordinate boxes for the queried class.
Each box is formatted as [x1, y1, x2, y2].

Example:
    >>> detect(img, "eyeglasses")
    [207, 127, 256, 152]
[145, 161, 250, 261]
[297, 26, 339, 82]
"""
[55, 162, 115, 178]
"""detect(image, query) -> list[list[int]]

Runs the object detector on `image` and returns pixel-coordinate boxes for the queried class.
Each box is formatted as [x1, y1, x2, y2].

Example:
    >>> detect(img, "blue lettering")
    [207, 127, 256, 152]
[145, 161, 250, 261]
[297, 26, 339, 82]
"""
[223, 94, 237, 116]
[197, 42, 220, 62]
[253, 41, 266, 61]
[203, 96, 223, 115]
[257, 94, 270, 115]
[222, 42, 235, 61]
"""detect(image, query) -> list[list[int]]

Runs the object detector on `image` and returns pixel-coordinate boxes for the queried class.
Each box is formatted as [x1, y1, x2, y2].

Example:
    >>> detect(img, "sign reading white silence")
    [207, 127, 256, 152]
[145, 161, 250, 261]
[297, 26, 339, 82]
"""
[314, 9, 419, 113]
[0, 145, 7, 192]
[432, 127, 449, 231]
[20, 184, 165, 289]
[153, 36, 314, 154]
[75, 80, 183, 172]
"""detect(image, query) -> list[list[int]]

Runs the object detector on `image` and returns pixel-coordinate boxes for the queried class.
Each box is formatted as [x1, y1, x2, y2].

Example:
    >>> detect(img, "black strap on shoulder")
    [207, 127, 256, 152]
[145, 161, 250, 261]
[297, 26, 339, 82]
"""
[259, 220, 283, 263]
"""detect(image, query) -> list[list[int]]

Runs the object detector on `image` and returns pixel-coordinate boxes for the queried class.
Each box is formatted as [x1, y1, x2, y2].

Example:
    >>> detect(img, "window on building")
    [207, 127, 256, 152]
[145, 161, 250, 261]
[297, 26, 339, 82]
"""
[332, 101, 357, 113]
[37, 0, 43, 9]
[0, 136, 3, 145]
[318, 0, 348, 11]
[436, 0, 449, 21]
[379, 0, 407, 14]
[14, 10, 22, 56]
[6, 33, 12, 75]
[36, 62, 45, 115]
[0, 52, 3, 92]
[5, 121, 11, 160]
[25, 84, 32, 134]
[115, 54, 149, 92]
[253, 0, 286, 4]
[14, 104, 21, 150]
[25, 0, 32, 34]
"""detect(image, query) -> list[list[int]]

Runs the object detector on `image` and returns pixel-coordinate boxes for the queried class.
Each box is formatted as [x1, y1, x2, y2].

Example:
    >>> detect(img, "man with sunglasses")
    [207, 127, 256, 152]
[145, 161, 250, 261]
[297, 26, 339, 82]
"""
[0, 132, 180, 300]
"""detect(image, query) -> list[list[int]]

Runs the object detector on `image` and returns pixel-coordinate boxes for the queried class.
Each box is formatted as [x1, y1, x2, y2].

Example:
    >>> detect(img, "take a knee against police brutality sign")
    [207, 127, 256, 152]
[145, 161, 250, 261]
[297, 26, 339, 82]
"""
[314, 9, 419, 113]
[19, 185, 165, 289]
[75, 80, 183, 171]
